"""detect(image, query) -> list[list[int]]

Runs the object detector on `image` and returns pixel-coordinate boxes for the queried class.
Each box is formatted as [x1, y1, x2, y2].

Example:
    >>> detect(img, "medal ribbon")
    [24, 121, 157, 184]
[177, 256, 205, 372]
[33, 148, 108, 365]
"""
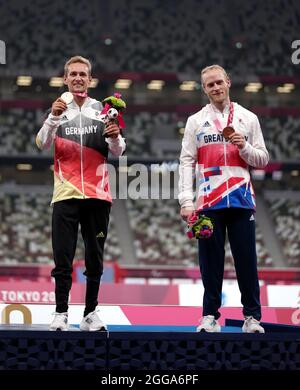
[210, 102, 234, 132]
[73, 92, 88, 98]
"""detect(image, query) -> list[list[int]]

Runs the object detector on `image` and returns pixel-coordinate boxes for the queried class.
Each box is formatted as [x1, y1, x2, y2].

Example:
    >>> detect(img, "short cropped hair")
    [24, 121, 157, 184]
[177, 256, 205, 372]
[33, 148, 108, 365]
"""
[64, 56, 92, 76]
[201, 65, 229, 86]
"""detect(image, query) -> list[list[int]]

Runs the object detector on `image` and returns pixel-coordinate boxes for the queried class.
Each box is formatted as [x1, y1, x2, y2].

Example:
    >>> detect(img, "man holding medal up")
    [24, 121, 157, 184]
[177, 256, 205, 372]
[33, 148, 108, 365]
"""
[36, 56, 126, 331]
[178, 65, 269, 333]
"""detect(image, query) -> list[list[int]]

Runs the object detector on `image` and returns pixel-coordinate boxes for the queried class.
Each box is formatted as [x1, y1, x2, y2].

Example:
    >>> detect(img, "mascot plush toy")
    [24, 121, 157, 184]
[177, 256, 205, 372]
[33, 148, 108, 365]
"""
[101, 93, 126, 129]
[186, 212, 214, 239]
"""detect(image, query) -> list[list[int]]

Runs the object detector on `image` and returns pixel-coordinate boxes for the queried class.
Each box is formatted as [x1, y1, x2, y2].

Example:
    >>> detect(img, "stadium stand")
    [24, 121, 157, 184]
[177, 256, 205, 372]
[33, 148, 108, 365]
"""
[1, 108, 300, 162]
[0, 0, 299, 271]
[0, 187, 121, 265]
[265, 191, 300, 267]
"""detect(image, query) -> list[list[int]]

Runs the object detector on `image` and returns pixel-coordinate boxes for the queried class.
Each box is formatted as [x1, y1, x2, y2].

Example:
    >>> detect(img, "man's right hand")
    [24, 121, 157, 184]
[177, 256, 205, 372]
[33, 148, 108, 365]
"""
[180, 206, 195, 222]
[51, 98, 67, 116]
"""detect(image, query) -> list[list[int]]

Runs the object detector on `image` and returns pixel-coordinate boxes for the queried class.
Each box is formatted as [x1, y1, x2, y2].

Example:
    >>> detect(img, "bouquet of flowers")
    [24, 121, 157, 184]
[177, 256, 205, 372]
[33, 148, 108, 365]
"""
[101, 93, 126, 128]
[186, 213, 214, 239]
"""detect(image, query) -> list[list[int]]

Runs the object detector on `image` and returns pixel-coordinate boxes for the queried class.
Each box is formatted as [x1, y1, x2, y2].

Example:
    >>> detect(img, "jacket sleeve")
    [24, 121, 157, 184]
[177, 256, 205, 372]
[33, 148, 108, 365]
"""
[239, 115, 269, 168]
[36, 113, 61, 150]
[106, 134, 126, 156]
[178, 116, 197, 208]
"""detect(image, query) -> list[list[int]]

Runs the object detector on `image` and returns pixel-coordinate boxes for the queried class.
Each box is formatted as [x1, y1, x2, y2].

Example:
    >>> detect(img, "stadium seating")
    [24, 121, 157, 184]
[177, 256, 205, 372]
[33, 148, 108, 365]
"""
[0, 189, 121, 265]
[265, 193, 300, 267]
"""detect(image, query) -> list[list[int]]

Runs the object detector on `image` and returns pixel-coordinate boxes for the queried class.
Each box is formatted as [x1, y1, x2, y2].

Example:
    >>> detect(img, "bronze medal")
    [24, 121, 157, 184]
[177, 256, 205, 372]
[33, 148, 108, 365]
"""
[222, 126, 235, 140]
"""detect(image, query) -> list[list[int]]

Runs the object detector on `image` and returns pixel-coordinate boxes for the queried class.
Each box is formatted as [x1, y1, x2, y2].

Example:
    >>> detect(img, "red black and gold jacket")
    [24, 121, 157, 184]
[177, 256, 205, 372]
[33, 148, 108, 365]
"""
[36, 97, 126, 204]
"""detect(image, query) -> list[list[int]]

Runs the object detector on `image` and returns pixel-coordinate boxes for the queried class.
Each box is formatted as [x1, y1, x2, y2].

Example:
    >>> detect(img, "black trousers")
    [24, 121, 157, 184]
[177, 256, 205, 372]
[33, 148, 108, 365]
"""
[51, 198, 111, 316]
[198, 208, 261, 321]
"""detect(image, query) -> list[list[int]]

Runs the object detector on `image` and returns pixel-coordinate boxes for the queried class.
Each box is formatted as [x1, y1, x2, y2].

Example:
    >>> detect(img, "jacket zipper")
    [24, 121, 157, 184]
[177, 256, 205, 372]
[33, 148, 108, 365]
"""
[222, 113, 230, 207]
[79, 107, 85, 198]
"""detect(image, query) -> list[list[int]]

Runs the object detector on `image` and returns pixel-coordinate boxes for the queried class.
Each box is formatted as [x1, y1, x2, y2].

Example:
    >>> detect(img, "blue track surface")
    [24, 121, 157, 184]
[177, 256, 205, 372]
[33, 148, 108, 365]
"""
[108, 324, 242, 332]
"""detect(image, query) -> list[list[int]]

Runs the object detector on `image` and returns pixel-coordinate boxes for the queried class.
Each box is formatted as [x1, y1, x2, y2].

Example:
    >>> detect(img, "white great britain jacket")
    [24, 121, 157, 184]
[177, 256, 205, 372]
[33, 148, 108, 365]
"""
[178, 102, 269, 211]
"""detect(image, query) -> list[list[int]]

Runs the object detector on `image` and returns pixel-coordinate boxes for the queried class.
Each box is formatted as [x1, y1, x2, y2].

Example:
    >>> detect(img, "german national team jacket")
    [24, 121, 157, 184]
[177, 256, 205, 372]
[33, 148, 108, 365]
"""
[36, 97, 126, 204]
[178, 102, 269, 211]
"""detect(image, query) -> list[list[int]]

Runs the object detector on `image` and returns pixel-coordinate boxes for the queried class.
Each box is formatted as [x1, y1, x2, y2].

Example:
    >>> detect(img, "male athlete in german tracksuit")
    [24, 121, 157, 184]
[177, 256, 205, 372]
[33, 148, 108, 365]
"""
[37, 56, 126, 331]
[179, 65, 269, 333]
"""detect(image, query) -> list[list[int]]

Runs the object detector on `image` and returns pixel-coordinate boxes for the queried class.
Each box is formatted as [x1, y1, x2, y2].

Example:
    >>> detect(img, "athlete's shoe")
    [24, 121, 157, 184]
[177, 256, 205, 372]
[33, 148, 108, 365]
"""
[49, 312, 68, 331]
[197, 315, 221, 332]
[80, 310, 107, 331]
[242, 316, 265, 333]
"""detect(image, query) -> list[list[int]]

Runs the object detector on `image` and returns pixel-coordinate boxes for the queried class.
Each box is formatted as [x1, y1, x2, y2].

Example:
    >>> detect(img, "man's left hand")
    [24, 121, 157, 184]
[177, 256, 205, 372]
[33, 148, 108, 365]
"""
[104, 122, 120, 138]
[228, 132, 246, 149]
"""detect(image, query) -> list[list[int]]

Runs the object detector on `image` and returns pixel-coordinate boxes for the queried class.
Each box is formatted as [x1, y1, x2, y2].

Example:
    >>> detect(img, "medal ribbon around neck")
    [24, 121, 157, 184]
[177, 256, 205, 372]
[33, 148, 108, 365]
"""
[73, 91, 88, 98]
[210, 101, 234, 132]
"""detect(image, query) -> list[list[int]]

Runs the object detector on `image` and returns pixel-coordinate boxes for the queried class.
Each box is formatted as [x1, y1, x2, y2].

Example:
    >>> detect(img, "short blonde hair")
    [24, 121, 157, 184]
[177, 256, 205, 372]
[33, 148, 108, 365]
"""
[64, 56, 92, 76]
[201, 64, 229, 86]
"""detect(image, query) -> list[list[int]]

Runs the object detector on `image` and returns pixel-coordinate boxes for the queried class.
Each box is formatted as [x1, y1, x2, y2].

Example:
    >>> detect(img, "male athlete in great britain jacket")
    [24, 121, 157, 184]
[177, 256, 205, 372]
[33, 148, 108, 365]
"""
[179, 65, 269, 334]
[179, 101, 268, 211]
